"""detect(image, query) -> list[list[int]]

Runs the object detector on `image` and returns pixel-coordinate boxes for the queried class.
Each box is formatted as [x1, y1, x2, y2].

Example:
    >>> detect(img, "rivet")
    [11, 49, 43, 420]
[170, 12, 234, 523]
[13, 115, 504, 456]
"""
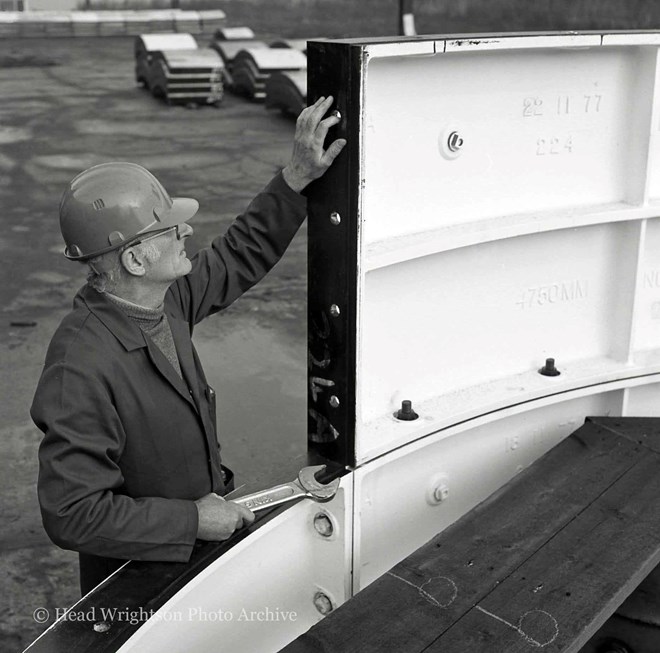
[329, 395, 340, 408]
[313, 592, 334, 615]
[331, 109, 342, 120]
[313, 513, 334, 537]
[330, 212, 341, 225]
[329, 304, 341, 318]
[93, 621, 111, 633]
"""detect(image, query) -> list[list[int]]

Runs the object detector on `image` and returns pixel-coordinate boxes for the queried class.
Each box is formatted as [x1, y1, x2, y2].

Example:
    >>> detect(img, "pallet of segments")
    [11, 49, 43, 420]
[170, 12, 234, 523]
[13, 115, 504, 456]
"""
[174, 11, 202, 35]
[71, 12, 100, 37]
[0, 12, 20, 38]
[43, 13, 73, 37]
[135, 32, 198, 88]
[97, 11, 126, 36]
[265, 70, 307, 117]
[148, 48, 225, 106]
[17, 15, 48, 38]
[199, 10, 226, 35]
[124, 12, 155, 37]
[231, 47, 307, 102]
[143, 10, 176, 33]
[213, 26, 255, 40]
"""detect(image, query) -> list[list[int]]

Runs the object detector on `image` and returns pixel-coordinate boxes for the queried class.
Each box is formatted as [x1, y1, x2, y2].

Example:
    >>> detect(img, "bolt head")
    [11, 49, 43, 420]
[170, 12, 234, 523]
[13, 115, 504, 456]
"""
[329, 395, 340, 408]
[313, 513, 334, 537]
[330, 212, 341, 225]
[313, 592, 334, 615]
[93, 622, 111, 633]
[433, 484, 449, 502]
[329, 304, 341, 318]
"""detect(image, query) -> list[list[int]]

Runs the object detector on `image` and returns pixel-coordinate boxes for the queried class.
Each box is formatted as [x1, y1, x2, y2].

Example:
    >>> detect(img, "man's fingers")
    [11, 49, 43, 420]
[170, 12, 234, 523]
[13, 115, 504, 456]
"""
[321, 139, 347, 168]
[297, 95, 327, 130]
[306, 95, 334, 132]
[314, 113, 341, 144]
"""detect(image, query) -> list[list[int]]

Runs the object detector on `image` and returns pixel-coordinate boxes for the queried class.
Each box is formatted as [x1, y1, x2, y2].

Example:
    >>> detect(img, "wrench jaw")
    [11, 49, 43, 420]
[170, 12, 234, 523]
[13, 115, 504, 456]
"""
[297, 465, 341, 501]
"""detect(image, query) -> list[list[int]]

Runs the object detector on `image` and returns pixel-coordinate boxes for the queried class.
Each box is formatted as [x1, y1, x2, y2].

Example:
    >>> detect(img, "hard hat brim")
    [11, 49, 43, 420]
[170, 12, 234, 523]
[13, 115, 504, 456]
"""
[150, 196, 199, 230]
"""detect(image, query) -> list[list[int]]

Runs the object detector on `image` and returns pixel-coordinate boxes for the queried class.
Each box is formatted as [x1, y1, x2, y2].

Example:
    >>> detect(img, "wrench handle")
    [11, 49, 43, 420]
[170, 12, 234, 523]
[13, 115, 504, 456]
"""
[231, 482, 305, 512]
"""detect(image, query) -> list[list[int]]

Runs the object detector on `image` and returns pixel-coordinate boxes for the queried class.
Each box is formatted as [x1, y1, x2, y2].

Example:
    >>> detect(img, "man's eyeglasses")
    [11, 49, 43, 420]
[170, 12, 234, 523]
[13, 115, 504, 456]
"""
[130, 224, 182, 247]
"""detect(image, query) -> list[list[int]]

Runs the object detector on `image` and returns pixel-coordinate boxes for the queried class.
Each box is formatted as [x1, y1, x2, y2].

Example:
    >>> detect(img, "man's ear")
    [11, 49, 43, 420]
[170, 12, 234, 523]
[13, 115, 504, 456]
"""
[120, 247, 147, 278]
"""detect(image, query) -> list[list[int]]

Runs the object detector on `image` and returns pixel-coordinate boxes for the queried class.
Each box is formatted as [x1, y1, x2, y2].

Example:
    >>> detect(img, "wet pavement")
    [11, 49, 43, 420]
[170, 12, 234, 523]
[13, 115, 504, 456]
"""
[0, 35, 309, 651]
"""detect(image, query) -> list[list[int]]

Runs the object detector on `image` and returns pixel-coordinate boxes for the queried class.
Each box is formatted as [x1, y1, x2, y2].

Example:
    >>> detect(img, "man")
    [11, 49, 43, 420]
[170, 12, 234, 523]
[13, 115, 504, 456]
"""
[31, 97, 345, 595]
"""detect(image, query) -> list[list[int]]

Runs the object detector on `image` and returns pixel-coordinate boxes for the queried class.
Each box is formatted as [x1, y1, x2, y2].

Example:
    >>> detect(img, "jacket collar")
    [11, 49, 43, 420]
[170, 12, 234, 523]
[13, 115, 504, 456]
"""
[78, 284, 199, 410]
[78, 285, 146, 351]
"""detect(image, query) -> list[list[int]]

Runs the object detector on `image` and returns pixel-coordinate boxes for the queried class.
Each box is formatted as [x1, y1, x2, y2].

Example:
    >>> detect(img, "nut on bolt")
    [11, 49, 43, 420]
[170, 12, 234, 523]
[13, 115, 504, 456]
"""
[329, 304, 341, 318]
[329, 395, 340, 408]
[394, 400, 418, 421]
[539, 358, 560, 376]
[330, 212, 341, 225]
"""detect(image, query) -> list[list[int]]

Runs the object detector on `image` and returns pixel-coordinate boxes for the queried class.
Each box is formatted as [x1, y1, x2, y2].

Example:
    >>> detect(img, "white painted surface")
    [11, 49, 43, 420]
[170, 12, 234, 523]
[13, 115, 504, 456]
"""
[116, 485, 351, 653]
[353, 383, 660, 591]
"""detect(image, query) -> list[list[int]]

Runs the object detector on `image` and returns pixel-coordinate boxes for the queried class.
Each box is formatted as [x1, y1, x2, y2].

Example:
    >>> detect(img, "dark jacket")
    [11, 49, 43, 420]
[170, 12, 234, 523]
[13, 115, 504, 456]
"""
[31, 173, 306, 579]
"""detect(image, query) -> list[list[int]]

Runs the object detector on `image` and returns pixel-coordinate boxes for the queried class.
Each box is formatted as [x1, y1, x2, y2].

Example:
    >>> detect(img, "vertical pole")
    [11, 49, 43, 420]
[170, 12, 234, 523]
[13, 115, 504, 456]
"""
[399, 0, 417, 36]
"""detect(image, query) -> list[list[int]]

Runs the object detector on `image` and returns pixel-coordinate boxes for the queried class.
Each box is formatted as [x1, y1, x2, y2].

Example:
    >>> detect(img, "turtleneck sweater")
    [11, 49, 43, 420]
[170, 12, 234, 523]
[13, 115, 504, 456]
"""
[104, 292, 183, 379]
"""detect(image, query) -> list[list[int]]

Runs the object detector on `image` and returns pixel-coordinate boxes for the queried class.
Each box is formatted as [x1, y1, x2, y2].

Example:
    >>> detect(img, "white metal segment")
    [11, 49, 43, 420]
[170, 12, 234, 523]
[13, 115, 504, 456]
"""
[115, 483, 352, 653]
[352, 33, 660, 463]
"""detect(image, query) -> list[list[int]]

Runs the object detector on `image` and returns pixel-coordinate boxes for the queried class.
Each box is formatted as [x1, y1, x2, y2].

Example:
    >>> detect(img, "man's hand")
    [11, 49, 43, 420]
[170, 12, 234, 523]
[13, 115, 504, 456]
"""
[195, 492, 255, 541]
[282, 95, 347, 193]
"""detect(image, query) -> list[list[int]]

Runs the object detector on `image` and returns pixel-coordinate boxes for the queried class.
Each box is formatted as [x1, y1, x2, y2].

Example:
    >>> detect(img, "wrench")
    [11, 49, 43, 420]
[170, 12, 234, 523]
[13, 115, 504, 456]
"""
[231, 465, 340, 512]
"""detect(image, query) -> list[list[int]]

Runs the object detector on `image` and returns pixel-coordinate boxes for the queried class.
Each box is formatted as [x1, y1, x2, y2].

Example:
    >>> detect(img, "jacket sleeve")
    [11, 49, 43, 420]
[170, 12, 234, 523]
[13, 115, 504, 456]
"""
[167, 171, 307, 325]
[32, 358, 199, 562]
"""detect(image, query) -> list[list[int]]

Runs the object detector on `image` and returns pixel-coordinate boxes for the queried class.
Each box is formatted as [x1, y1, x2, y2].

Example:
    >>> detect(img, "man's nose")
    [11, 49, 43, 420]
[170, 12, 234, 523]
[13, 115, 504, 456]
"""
[179, 223, 194, 239]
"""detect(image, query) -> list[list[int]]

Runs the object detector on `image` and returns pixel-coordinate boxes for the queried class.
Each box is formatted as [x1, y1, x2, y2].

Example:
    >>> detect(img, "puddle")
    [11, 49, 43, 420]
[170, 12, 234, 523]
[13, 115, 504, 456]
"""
[193, 316, 307, 493]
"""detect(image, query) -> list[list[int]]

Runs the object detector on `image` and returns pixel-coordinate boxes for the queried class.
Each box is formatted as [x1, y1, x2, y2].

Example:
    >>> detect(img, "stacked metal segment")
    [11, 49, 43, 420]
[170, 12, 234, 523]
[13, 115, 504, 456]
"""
[265, 70, 308, 117]
[208, 26, 267, 89]
[231, 47, 307, 102]
[135, 33, 225, 106]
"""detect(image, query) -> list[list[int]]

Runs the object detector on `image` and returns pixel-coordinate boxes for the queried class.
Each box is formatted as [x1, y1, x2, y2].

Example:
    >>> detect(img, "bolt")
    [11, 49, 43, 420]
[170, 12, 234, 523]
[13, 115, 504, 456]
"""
[331, 109, 342, 120]
[330, 212, 341, 225]
[93, 622, 111, 633]
[539, 358, 561, 376]
[433, 483, 449, 502]
[313, 592, 334, 615]
[447, 131, 464, 153]
[394, 400, 419, 421]
[329, 304, 341, 318]
[329, 395, 340, 408]
[313, 513, 334, 537]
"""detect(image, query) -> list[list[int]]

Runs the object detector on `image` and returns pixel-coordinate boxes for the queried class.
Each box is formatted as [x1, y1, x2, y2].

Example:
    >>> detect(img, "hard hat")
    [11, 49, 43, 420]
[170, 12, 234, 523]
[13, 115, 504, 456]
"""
[60, 162, 199, 260]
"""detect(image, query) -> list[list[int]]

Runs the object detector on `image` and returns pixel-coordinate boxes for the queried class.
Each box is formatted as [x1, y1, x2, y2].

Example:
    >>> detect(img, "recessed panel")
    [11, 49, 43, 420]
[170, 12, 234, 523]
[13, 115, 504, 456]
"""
[362, 47, 650, 244]
[358, 222, 637, 425]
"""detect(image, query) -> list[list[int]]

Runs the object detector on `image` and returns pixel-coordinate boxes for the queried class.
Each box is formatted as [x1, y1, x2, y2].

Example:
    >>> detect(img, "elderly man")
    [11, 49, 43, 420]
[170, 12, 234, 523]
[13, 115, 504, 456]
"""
[31, 97, 345, 595]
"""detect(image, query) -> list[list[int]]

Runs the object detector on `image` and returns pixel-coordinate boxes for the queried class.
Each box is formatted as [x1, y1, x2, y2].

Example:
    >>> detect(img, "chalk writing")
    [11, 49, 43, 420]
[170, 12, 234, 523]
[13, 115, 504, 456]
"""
[308, 408, 339, 443]
[387, 572, 458, 609]
[476, 606, 559, 648]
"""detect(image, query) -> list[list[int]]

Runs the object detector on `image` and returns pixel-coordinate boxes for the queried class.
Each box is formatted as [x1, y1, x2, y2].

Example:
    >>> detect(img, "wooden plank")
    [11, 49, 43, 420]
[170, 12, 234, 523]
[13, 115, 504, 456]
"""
[282, 420, 653, 653]
[426, 452, 660, 652]
[586, 415, 660, 454]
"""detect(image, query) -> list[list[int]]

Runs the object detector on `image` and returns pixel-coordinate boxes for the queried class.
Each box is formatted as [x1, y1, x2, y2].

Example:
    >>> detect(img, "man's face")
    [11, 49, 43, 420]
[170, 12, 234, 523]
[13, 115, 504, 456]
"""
[142, 223, 194, 283]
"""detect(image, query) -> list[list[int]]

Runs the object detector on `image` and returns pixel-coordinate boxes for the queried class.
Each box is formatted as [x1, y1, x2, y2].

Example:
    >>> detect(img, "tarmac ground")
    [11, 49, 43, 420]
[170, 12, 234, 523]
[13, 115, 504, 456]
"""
[0, 35, 311, 651]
